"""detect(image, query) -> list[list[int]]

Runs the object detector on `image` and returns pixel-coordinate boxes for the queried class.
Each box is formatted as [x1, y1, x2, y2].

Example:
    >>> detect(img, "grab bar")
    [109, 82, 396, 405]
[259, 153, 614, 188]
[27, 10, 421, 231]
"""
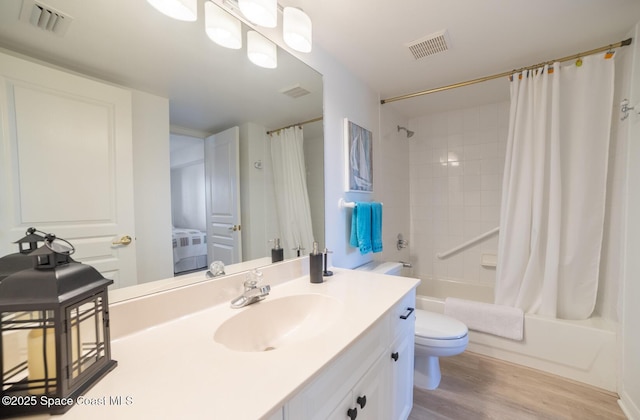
[436, 226, 500, 259]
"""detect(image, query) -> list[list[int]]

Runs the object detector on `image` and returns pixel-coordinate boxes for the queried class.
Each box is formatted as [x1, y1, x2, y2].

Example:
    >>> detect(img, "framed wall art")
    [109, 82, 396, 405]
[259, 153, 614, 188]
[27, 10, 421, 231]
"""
[344, 118, 373, 193]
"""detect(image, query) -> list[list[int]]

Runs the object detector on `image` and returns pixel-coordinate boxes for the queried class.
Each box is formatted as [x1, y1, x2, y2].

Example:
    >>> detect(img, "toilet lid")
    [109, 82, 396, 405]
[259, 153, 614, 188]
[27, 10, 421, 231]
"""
[415, 310, 468, 340]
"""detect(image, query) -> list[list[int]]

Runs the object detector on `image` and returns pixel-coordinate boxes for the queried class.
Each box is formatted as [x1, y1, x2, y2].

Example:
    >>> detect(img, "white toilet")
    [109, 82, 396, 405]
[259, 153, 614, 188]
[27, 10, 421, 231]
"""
[413, 309, 468, 390]
[355, 261, 469, 390]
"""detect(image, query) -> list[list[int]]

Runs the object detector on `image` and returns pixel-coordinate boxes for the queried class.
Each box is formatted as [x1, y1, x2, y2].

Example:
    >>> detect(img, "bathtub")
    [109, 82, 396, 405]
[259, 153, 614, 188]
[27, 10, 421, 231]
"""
[415, 277, 618, 392]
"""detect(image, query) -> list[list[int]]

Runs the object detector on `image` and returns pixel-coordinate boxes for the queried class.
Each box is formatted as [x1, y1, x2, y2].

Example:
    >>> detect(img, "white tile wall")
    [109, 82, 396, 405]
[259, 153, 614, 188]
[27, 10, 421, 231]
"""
[375, 107, 412, 264]
[409, 101, 509, 286]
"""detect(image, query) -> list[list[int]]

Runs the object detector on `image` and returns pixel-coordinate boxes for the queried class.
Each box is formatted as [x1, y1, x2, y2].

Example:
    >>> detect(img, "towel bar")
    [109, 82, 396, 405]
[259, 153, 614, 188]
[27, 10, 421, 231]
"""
[339, 198, 383, 208]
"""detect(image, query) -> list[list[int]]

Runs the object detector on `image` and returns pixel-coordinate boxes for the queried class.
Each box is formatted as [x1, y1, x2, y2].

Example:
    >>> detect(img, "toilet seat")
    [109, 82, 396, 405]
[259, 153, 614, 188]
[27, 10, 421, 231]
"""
[415, 309, 468, 348]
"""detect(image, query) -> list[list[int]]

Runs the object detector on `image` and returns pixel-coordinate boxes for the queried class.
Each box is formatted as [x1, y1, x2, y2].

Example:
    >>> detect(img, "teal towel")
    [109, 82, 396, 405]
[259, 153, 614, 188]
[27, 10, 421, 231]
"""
[350, 202, 372, 254]
[372, 202, 383, 253]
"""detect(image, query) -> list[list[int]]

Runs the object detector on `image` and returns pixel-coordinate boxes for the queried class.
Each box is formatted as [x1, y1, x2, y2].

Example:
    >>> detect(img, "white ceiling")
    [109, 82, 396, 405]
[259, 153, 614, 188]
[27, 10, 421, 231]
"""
[1, 0, 640, 131]
[280, 0, 640, 118]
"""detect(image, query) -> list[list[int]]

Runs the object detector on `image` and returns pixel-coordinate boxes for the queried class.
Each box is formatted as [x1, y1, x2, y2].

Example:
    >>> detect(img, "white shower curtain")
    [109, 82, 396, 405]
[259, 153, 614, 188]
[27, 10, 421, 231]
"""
[270, 126, 314, 258]
[495, 55, 614, 320]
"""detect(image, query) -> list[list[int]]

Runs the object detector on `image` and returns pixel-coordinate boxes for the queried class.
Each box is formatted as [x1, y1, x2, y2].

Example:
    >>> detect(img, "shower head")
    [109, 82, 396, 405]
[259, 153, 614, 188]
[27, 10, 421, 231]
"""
[397, 125, 415, 138]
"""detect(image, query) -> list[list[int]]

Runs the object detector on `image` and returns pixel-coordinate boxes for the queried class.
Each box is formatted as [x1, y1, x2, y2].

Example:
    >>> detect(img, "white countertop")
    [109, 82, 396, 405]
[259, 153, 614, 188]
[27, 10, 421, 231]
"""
[55, 265, 419, 420]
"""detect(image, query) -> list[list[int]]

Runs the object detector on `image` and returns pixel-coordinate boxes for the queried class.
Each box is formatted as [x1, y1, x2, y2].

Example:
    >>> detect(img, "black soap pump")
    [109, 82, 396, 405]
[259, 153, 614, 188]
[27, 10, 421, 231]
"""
[271, 238, 284, 263]
[309, 241, 323, 284]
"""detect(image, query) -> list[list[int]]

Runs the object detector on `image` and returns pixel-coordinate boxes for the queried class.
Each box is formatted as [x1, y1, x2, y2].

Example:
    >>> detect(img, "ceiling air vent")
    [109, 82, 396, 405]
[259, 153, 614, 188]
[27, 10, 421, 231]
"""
[19, 0, 73, 36]
[407, 29, 451, 60]
[280, 84, 311, 99]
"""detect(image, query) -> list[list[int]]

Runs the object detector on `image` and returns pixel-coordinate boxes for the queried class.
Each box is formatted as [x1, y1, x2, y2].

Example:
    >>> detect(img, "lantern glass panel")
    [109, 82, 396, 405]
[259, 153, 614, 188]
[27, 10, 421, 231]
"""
[67, 296, 105, 383]
[2, 310, 57, 395]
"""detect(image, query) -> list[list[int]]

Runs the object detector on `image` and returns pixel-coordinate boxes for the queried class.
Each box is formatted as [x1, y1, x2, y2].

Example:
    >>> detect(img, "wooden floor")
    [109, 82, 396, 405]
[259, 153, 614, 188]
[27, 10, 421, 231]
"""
[409, 352, 626, 420]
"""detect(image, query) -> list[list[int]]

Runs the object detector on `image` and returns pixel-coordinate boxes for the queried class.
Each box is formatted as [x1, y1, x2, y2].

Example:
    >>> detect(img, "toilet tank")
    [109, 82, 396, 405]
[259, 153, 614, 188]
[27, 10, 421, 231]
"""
[355, 261, 403, 276]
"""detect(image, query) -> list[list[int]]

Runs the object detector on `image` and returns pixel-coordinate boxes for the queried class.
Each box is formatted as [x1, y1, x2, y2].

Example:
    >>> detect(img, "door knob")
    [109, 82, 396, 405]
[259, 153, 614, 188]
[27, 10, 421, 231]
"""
[112, 235, 132, 246]
[228, 225, 241, 232]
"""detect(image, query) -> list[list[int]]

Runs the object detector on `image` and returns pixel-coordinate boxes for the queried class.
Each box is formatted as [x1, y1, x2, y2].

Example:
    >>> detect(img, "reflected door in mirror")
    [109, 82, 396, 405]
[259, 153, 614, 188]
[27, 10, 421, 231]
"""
[205, 127, 242, 265]
[0, 52, 137, 288]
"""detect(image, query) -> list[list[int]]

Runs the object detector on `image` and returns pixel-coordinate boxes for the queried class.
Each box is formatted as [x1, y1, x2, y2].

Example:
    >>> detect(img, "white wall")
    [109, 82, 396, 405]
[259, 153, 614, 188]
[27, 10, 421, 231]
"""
[304, 120, 326, 249]
[131, 90, 174, 284]
[619, 21, 640, 420]
[239, 122, 278, 261]
[169, 134, 206, 232]
[287, 49, 380, 269]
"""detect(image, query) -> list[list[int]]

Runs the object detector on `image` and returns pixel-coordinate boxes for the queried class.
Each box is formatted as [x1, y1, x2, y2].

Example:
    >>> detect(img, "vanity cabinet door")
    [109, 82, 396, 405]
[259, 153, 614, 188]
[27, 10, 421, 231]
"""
[265, 407, 284, 420]
[389, 327, 415, 420]
[350, 353, 387, 420]
[284, 319, 388, 420]
[389, 287, 416, 420]
[327, 354, 387, 420]
[326, 392, 354, 420]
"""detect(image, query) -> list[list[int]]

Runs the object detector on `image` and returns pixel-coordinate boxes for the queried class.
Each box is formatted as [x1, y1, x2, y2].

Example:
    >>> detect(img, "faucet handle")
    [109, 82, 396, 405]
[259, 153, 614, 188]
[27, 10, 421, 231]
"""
[259, 284, 271, 295]
[244, 268, 263, 289]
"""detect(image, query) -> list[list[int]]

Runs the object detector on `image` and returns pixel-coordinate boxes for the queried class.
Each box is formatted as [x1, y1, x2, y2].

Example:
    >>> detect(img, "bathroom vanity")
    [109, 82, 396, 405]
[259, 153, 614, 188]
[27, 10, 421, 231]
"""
[52, 257, 419, 420]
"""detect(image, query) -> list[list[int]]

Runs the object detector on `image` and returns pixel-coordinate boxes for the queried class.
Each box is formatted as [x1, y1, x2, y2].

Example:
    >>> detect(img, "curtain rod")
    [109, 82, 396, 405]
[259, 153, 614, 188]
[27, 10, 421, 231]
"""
[266, 116, 323, 135]
[381, 38, 632, 105]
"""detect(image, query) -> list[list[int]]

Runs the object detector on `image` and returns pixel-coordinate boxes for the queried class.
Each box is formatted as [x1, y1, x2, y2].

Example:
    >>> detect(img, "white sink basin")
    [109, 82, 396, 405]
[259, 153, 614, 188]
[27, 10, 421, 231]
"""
[214, 294, 343, 352]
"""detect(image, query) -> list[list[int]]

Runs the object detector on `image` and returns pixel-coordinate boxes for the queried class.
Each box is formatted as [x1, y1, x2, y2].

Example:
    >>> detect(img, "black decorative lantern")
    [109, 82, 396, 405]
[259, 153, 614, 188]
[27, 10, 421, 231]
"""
[0, 228, 47, 283]
[0, 234, 117, 417]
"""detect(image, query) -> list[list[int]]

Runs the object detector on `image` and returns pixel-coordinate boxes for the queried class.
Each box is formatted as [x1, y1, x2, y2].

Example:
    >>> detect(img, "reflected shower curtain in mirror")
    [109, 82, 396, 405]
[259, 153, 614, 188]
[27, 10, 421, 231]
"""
[495, 56, 614, 320]
[270, 126, 314, 259]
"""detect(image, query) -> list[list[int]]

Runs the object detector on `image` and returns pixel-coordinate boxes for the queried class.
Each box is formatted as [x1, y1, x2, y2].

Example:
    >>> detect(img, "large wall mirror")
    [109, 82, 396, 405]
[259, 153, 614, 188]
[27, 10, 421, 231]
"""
[0, 0, 324, 297]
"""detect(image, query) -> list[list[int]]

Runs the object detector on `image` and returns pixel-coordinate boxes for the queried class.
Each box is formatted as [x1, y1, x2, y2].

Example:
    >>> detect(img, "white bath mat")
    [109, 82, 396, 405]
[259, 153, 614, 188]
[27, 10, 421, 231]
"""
[444, 297, 524, 341]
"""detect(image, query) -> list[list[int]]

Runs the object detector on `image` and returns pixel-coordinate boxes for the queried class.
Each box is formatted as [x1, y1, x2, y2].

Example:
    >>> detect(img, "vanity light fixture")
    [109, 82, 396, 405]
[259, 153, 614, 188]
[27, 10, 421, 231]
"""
[205, 1, 242, 49]
[247, 30, 278, 68]
[146, 0, 198, 21]
[0, 234, 117, 417]
[283, 7, 312, 53]
[238, 0, 277, 28]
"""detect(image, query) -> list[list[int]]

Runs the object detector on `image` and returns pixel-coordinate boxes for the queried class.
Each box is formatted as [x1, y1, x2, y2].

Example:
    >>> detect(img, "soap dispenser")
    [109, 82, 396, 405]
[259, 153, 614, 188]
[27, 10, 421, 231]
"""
[309, 241, 323, 284]
[270, 238, 284, 263]
[323, 247, 333, 277]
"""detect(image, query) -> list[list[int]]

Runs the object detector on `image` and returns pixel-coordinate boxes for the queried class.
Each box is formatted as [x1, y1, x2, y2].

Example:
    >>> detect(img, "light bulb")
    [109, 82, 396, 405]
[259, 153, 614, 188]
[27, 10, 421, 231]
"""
[205, 2, 242, 49]
[283, 7, 312, 53]
[247, 30, 277, 69]
[146, 0, 197, 22]
[238, 0, 277, 28]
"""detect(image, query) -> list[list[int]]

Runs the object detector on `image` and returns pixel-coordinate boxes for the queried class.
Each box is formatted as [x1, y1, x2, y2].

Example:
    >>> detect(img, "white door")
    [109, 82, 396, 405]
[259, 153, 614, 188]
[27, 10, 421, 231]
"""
[205, 127, 242, 265]
[0, 51, 137, 288]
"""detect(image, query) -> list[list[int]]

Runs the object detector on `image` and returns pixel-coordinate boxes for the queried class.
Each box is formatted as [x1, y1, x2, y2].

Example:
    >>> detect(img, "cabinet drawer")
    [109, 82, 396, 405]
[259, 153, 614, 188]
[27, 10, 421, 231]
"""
[285, 316, 389, 420]
[390, 289, 416, 341]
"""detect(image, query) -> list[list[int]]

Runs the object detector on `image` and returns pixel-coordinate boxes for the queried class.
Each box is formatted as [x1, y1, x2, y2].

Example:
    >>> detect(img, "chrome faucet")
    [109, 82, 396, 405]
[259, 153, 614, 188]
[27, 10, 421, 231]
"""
[230, 269, 271, 309]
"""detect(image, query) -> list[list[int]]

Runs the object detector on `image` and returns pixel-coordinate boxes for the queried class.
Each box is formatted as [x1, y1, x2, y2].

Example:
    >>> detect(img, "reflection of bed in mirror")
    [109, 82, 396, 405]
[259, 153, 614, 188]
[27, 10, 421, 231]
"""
[172, 228, 207, 274]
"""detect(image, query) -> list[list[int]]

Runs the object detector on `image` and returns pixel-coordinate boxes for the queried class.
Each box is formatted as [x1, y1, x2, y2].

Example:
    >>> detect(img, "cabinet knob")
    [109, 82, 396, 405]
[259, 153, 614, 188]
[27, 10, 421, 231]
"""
[347, 407, 358, 419]
[357, 395, 367, 409]
[391, 351, 399, 362]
